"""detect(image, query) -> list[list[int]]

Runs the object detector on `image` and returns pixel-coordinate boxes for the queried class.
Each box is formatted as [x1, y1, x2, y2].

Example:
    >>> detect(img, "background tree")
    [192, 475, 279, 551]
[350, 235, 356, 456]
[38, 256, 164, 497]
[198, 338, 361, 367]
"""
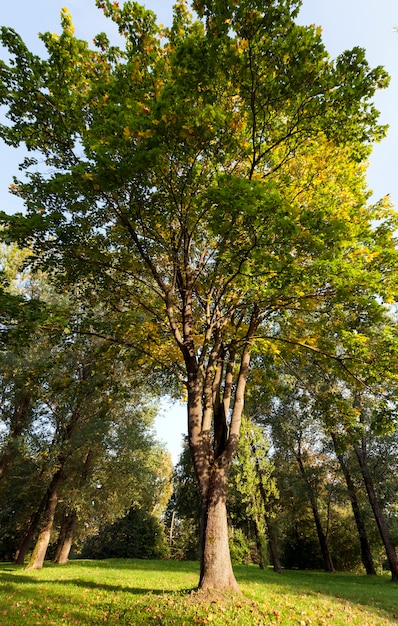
[0, 242, 54, 481]
[0, 270, 171, 567]
[166, 439, 201, 561]
[245, 298, 398, 576]
[81, 507, 169, 560]
[299, 314, 398, 581]
[267, 387, 336, 571]
[229, 416, 279, 570]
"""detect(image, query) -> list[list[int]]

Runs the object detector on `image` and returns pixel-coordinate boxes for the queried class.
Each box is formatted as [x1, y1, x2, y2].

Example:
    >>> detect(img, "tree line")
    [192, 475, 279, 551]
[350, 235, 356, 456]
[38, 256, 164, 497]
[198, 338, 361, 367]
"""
[0, 250, 173, 567]
[168, 358, 398, 578]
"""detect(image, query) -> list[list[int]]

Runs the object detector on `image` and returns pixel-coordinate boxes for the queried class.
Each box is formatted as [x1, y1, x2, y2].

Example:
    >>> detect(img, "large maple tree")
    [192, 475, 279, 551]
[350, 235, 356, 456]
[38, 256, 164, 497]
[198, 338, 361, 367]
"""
[1, 0, 397, 589]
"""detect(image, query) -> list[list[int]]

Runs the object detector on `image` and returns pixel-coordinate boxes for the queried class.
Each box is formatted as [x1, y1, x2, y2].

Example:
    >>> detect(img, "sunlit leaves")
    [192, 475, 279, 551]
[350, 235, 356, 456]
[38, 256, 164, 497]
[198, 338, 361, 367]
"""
[1, 0, 397, 486]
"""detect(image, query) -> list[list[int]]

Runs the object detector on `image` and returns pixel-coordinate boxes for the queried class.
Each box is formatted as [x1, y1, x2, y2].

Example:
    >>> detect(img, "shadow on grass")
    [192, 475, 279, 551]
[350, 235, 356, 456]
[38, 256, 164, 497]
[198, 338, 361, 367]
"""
[67, 558, 199, 574]
[2, 560, 397, 625]
[0, 559, 200, 605]
[234, 564, 398, 619]
[0, 571, 196, 596]
[0, 562, 203, 626]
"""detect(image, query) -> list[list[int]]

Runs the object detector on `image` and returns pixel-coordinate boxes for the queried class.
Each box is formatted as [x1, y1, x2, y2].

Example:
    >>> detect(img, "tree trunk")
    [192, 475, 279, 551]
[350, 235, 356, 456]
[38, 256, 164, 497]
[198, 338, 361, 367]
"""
[354, 443, 398, 581]
[265, 512, 282, 574]
[188, 373, 241, 592]
[14, 494, 47, 565]
[14, 528, 34, 566]
[198, 464, 240, 592]
[25, 470, 64, 570]
[296, 456, 335, 572]
[331, 435, 376, 575]
[0, 392, 31, 480]
[184, 309, 257, 591]
[53, 510, 77, 564]
[311, 498, 335, 572]
[169, 510, 176, 549]
[53, 450, 92, 564]
[251, 501, 267, 570]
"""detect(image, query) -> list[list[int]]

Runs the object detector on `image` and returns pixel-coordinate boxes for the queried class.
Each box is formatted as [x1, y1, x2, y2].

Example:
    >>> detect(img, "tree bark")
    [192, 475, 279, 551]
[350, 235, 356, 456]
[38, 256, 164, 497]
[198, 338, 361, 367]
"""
[265, 512, 282, 574]
[0, 392, 31, 480]
[53, 509, 77, 564]
[311, 497, 335, 572]
[354, 442, 398, 581]
[251, 500, 267, 570]
[331, 434, 376, 575]
[199, 464, 240, 591]
[25, 469, 64, 570]
[296, 455, 335, 572]
[188, 373, 241, 592]
[52, 449, 92, 563]
[13, 493, 47, 565]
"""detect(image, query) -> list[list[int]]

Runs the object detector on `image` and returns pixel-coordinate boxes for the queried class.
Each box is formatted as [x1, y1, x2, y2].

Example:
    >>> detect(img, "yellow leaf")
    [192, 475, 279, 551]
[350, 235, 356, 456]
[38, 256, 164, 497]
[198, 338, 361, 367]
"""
[137, 129, 153, 139]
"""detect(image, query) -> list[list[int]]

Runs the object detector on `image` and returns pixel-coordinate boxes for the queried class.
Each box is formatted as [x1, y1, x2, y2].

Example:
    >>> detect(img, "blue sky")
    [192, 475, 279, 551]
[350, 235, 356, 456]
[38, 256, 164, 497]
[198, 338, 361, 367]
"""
[1, 1, 397, 462]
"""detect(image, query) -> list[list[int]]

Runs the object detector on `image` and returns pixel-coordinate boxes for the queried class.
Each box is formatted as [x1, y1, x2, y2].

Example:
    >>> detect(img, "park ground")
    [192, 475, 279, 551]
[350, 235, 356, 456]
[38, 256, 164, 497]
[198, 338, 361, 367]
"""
[1, 559, 398, 625]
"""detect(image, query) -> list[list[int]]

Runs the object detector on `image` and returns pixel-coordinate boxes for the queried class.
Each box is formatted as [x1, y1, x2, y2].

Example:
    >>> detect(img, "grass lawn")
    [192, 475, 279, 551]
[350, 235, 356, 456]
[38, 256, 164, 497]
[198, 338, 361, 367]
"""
[1, 559, 398, 625]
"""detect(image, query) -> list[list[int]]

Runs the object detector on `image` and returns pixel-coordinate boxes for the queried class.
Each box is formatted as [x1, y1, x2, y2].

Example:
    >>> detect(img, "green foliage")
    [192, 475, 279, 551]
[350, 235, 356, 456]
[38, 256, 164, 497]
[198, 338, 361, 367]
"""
[228, 528, 253, 565]
[169, 517, 200, 561]
[282, 520, 324, 571]
[166, 440, 201, 560]
[329, 509, 372, 573]
[0, 0, 395, 354]
[0, 455, 42, 560]
[81, 507, 169, 560]
[0, 263, 171, 564]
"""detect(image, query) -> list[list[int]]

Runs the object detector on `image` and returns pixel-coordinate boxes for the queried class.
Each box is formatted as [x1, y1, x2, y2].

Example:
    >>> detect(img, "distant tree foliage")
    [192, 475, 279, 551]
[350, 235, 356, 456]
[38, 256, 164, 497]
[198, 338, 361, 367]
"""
[81, 507, 169, 560]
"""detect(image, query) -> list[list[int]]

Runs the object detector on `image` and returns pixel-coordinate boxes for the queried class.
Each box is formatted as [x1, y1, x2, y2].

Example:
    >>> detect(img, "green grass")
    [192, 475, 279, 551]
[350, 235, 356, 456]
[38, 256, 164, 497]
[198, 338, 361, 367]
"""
[1, 559, 398, 625]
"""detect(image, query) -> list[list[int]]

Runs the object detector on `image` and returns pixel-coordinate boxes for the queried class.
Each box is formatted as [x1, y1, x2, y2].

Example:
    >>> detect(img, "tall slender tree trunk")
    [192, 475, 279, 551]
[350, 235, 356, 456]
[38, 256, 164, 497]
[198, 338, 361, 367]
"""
[14, 526, 35, 566]
[14, 493, 47, 565]
[264, 512, 282, 574]
[169, 510, 176, 551]
[296, 456, 335, 572]
[311, 497, 335, 572]
[255, 453, 282, 574]
[331, 434, 376, 575]
[354, 443, 398, 582]
[251, 498, 267, 570]
[52, 450, 92, 564]
[53, 509, 77, 564]
[25, 469, 64, 570]
[0, 392, 31, 480]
